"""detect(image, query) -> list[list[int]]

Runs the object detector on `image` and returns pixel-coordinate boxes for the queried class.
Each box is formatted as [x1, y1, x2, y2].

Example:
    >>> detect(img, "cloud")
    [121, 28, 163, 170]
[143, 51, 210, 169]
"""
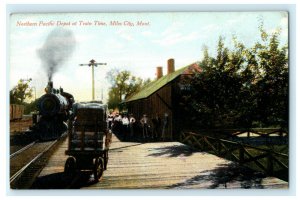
[75, 34, 92, 43]
[202, 24, 219, 33]
[265, 16, 288, 40]
[104, 38, 124, 49]
[280, 16, 288, 27]
[225, 19, 239, 26]
[154, 21, 203, 46]
[141, 31, 154, 37]
[280, 17, 288, 36]
[10, 29, 45, 42]
[116, 29, 134, 41]
[153, 31, 202, 46]
[161, 22, 184, 36]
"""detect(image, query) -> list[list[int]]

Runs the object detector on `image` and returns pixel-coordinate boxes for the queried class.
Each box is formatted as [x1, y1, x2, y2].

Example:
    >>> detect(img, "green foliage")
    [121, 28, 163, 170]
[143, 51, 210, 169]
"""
[10, 79, 33, 104]
[252, 29, 288, 128]
[106, 69, 151, 109]
[23, 100, 38, 114]
[182, 25, 288, 129]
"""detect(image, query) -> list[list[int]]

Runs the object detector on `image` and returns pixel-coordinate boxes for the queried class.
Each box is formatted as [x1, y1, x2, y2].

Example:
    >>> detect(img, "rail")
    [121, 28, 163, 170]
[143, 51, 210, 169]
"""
[10, 140, 57, 187]
[185, 128, 288, 138]
[10, 133, 67, 189]
[10, 141, 37, 159]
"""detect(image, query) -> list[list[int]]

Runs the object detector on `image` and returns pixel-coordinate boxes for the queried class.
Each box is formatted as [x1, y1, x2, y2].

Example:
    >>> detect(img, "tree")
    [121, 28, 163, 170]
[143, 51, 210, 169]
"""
[10, 79, 33, 104]
[23, 100, 38, 114]
[249, 27, 288, 128]
[106, 69, 151, 109]
[183, 37, 246, 128]
[181, 24, 288, 130]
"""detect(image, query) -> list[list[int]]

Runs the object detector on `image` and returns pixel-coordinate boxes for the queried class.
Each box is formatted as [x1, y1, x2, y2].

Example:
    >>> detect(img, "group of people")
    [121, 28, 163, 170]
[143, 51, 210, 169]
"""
[107, 112, 169, 142]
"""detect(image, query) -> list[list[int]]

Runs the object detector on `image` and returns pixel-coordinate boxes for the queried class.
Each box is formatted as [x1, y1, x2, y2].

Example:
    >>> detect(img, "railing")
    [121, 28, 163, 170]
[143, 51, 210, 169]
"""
[230, 128, 287, 137]
[229, 128, 288, 146]
[179, 131, 288, 181]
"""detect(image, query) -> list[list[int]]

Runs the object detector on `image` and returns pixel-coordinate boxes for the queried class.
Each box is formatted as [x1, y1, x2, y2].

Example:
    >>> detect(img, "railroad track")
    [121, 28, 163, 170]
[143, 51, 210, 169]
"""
[10, 133, 67, 189]
[10, 141, 37, 159]
[10, 131, 37, 155]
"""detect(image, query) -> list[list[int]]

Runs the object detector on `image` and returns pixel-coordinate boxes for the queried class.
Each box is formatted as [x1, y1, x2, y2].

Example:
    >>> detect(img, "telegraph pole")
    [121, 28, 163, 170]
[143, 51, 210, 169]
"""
[79, 59, 107, 100]
[31, 86, 36, 101]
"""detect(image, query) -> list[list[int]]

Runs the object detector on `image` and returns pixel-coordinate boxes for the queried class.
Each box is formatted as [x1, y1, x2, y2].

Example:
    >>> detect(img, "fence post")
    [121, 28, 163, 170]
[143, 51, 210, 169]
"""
[179, 132, 183, 142]
[202, 136, 206, 151]
[267, 153, 274, 176]
[217, 139, 221, 156]
[239, 145, 244, 165]
[196, 135, 201, 150]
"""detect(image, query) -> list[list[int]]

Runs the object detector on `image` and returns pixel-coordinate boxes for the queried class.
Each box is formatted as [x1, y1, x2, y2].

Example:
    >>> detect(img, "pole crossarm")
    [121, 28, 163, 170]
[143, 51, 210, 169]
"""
[79, 59, 107, 67]
[79, 63, 107, 67]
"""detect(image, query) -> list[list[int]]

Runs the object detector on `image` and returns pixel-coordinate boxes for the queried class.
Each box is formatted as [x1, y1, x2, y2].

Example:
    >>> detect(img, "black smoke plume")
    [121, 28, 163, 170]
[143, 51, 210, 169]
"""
[38, 28, 76, 81]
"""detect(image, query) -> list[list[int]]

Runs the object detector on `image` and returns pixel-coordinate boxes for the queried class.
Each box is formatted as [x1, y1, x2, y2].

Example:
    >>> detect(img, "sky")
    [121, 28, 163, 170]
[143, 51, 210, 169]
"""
[9, 12, 288, 103]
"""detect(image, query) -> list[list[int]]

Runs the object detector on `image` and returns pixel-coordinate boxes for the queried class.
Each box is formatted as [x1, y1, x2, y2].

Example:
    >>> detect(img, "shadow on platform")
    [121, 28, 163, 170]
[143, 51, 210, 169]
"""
[167, 162, 266, 189]
[147, 144, 199, 157]
[112, 129, 162, 143]
[31, 171, 98, 189]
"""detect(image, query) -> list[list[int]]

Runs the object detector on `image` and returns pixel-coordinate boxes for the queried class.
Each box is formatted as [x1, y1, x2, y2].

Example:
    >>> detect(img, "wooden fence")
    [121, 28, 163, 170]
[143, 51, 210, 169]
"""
[179, 131, 288, 181]
[229, 129, 288, 146]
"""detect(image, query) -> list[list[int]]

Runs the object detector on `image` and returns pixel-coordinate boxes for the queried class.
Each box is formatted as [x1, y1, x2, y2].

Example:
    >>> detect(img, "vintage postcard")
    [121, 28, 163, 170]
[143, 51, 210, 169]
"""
[9, 12, 289, 190]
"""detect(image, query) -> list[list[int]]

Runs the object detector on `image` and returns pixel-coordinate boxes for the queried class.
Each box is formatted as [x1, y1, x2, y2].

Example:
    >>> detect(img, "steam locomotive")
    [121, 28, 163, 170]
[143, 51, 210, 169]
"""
[31, 81, 74, 141]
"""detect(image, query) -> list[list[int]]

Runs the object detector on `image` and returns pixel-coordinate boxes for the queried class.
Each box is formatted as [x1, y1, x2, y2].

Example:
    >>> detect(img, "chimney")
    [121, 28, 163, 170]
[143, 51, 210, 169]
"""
[156, 66, 163, 79]
[167, 58, 175, 74]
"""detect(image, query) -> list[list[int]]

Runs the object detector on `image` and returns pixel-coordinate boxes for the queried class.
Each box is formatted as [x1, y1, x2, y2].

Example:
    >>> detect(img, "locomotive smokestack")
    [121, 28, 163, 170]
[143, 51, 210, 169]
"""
[46, 81, 53, 94]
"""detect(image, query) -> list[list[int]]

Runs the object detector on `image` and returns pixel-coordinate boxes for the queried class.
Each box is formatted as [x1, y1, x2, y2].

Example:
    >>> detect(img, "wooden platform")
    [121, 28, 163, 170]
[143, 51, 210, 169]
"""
[32, 134, 288, 189]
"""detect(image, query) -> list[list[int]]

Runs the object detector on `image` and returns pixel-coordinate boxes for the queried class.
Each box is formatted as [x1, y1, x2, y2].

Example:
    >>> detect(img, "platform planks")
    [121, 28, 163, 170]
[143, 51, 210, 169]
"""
[34, 134, 288, 189]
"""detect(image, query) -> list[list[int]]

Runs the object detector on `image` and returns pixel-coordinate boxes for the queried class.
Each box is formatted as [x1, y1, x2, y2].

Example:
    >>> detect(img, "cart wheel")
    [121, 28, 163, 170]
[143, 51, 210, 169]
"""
[64, 157, 76, 176]
[93, 157, 104, 181]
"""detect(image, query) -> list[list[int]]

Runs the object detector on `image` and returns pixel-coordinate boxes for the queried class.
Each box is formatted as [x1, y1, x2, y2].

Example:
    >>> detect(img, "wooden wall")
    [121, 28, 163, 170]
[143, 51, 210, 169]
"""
[126, 74, 196, 141]
[10, 104, 24, 121]
[126, 83, 173, 140]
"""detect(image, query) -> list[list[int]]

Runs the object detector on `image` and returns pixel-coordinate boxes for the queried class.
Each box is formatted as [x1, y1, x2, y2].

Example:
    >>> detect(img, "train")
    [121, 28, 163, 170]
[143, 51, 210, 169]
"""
[31, 81, 75, 141]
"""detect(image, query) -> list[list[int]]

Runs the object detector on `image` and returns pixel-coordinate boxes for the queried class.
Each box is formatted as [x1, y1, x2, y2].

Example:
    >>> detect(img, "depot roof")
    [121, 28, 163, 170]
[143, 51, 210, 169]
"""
[125, 62, 201, 103]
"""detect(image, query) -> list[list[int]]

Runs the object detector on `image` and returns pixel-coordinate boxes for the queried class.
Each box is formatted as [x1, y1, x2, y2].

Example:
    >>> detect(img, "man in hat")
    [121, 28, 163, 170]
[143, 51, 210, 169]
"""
[129, 113, 136, 139]
[140, 114, 150, 139]
[122, 114, 129, 141]
[161, 113, 169, 141]
[152, 113, 161, 140]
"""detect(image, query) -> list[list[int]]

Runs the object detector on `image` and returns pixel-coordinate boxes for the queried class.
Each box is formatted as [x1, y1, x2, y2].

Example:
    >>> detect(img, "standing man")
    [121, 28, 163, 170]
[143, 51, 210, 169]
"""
[161, 113, 169, 141]
[122, 114, 129, 141]
[107, 111, 113, 130]
[140, 114, 149, 140]
[113, 113, 122, 134]
[152, 114, 161, 140]
[129, 113, 136, 140]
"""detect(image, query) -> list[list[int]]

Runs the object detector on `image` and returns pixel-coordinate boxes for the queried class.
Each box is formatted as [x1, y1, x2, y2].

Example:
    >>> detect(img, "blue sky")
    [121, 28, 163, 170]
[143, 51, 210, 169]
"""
[10, 12, 288, 102]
